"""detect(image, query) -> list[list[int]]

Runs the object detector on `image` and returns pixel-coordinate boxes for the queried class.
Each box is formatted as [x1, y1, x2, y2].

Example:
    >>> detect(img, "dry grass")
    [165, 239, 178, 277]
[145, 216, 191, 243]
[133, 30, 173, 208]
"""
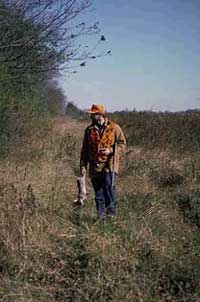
[0, 114, 200, 302]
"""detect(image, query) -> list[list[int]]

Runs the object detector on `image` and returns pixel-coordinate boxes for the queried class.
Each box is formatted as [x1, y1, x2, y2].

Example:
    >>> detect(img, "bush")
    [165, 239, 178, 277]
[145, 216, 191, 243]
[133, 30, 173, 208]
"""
[175, 189, 200, 228]
[65, 102, 87, 119]
[149, 166, 184, 187]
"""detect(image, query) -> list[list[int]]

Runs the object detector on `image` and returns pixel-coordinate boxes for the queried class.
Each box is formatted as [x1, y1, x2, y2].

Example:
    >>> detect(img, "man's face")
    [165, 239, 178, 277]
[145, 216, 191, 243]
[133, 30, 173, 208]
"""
[90, 113, 102, 125]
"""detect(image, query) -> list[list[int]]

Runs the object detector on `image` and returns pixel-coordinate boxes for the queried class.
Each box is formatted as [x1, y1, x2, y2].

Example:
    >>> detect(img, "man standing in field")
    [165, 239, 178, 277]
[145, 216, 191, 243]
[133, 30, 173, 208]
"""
[80, 104, 126, 220]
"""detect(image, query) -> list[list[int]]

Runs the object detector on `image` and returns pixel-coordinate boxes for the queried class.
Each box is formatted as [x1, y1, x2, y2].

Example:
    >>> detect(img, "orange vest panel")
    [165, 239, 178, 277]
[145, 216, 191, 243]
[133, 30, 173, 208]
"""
[87, 121, 116, 163]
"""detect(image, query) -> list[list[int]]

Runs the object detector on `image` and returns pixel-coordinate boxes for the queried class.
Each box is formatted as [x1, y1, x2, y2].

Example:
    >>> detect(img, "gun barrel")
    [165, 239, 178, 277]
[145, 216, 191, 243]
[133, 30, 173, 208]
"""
[111, 143, 118, 187]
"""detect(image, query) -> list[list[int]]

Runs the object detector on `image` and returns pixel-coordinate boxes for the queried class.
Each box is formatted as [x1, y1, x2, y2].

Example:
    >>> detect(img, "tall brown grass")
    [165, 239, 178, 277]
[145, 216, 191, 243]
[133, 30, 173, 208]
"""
[0, 111, 200, 301]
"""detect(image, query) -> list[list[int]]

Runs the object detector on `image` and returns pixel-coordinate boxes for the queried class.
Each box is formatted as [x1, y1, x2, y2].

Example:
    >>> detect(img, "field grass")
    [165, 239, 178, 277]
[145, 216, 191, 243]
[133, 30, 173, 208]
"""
[0, 111, 200, 302]
[110, 110, 200, 153]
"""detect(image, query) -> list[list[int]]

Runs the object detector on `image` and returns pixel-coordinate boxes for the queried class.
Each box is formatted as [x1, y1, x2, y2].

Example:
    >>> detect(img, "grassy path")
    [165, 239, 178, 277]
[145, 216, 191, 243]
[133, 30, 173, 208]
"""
[0, 116, 200, 302]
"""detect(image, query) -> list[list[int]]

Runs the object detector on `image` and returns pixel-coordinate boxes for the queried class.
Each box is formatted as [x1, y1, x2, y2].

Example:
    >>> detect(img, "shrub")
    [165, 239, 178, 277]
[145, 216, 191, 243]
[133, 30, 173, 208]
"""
[65, 102, 87, 119]
[175, 189, 200, 228]
[149, 166, 184, 187]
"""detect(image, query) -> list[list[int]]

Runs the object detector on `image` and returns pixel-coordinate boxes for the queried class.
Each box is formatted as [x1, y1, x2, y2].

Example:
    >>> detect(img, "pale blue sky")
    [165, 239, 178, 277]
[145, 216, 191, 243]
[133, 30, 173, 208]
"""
[59, 0, 200, 111]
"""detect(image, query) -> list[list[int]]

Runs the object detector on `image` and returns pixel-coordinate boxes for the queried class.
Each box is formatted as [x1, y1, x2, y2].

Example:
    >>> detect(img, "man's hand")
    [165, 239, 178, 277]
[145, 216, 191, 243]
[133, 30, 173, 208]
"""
[80, 166, 86, 177]
[99, 148, 111, 156]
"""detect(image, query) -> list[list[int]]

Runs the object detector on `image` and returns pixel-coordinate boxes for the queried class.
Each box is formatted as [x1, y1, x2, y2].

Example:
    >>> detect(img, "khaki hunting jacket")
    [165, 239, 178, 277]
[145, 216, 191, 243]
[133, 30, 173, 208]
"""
[80, 118, 126, 178]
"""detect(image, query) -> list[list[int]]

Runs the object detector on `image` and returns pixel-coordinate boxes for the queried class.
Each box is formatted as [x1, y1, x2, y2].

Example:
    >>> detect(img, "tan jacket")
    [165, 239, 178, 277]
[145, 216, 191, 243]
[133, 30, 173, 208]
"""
[80, 118, 126, 178]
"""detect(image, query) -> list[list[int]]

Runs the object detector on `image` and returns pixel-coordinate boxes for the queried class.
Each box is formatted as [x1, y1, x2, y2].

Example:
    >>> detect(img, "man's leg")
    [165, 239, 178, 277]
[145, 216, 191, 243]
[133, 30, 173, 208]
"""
[104, 172, 116, 216]
[91, 174, 106, 219]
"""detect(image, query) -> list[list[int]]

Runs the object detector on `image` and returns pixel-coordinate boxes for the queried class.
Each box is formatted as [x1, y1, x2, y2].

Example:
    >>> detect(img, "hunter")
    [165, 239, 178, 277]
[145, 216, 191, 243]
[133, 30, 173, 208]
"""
[80, 104, 126, 220]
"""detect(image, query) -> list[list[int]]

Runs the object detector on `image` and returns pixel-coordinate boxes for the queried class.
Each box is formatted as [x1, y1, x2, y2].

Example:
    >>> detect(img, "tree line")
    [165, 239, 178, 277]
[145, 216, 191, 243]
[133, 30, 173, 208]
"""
[0, 0, 106, 154]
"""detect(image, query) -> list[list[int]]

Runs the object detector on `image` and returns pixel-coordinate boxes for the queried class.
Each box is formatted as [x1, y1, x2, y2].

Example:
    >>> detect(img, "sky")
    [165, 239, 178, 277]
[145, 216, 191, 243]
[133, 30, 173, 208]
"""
[59, 0, 200, 112]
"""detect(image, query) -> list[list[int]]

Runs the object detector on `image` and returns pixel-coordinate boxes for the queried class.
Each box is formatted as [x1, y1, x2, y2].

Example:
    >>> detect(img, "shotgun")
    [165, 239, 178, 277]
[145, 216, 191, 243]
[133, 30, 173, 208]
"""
[111, 142, 118, 188]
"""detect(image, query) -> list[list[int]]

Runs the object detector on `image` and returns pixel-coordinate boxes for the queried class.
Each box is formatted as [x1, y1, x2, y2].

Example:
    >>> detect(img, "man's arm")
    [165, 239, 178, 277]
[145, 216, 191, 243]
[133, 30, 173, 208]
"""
[114, 124, 126, 157]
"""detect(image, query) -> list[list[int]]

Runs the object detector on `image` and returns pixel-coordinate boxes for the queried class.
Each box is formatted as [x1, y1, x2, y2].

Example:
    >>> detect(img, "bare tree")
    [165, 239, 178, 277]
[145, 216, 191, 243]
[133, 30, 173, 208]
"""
[0, 0, 108, 76]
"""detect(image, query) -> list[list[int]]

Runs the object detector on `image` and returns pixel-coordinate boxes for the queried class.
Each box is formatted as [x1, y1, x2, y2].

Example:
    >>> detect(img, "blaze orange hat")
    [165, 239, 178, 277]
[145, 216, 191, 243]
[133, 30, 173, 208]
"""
[86, 104, 105, 115]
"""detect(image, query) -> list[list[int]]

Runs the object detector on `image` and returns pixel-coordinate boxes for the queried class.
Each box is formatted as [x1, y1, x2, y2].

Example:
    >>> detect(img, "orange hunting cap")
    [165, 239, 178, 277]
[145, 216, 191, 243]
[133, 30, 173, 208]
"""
[86, 104, 105, 115]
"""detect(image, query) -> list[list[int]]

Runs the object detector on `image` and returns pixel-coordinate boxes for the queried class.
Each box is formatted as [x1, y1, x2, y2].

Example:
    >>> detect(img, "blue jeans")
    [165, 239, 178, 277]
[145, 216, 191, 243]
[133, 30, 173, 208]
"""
[91, 172, 116, 218]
